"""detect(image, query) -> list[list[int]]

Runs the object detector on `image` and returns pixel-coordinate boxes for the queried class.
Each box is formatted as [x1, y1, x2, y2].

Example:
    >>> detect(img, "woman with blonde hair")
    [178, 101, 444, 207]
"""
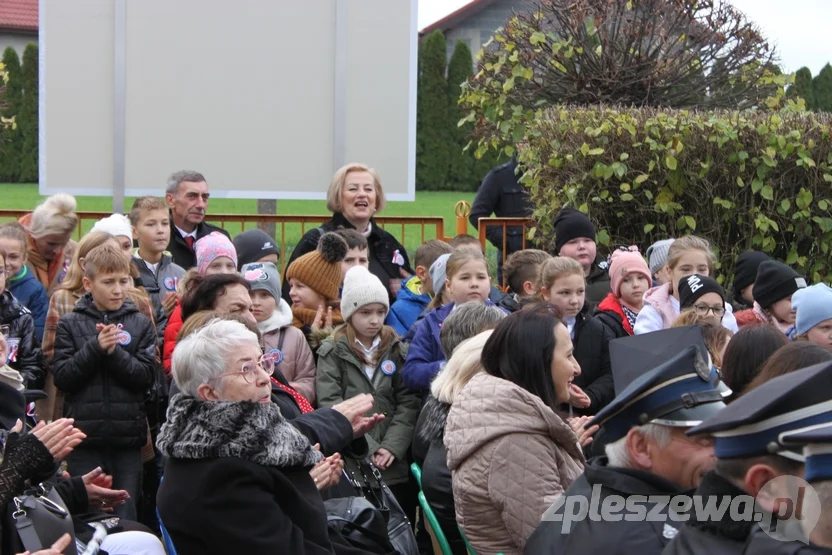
[19, 193, 79, 295]
[38, 232, 156, 421]
[281, 162, 413, 302]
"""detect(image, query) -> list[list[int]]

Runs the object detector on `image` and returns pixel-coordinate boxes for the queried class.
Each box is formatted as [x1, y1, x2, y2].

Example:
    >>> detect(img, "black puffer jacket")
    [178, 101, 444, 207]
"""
[586, 256, 612, 307]
[0, 290, 44, 389]
[52, 294, 156, 448]
[572, 304, 614, 415]
[282, 212, 414, 303]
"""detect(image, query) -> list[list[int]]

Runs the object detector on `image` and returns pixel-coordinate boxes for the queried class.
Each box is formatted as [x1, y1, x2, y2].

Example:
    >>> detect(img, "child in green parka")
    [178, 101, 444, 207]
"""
[316, 265, 421, 523]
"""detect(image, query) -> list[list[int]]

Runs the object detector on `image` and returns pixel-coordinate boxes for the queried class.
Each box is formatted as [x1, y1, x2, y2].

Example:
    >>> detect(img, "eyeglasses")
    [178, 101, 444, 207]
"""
[0, 268, 5, 277]
[210, 355, 275, 384]
[693, 304, 725, 318]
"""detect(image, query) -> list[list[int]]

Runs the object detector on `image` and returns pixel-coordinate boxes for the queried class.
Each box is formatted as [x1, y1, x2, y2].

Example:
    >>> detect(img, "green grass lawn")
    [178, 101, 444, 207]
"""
[0, 183, 494, 268]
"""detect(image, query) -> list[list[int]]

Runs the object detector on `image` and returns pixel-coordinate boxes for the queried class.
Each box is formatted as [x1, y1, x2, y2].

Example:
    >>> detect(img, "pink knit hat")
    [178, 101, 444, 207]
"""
[195, 232, 238, 275]
[609, 247, 651, 296]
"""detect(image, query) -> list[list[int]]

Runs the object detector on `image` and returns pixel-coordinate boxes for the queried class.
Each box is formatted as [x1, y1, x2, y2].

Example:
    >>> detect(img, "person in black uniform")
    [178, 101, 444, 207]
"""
[525, 327, 729, 555]
[739, 424, 832, 554]
[164, 170, 231, 270]
[468, 156, 533, 283]
[663, 360, 832, 555]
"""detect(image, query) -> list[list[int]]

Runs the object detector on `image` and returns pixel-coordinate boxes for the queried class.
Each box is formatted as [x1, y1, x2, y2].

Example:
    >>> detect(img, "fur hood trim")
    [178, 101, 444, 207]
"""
[258, 298, 294, 333]
[157, 394, 322, 469]
[417, 396, 450, 445]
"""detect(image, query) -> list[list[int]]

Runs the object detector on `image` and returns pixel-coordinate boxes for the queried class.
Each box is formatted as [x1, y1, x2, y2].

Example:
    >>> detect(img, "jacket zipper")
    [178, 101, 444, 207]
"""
[102, 313, 111, 435]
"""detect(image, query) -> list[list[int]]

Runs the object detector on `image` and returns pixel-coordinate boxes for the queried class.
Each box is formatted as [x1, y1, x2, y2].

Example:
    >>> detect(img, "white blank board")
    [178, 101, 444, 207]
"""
[40, 0, 417, 199]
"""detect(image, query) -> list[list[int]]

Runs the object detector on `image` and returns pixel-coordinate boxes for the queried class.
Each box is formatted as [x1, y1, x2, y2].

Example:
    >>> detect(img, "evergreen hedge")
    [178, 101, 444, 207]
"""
[416, 31, 450, 191]
[0, 47, 21, 181]
[18, 44, 38, 182]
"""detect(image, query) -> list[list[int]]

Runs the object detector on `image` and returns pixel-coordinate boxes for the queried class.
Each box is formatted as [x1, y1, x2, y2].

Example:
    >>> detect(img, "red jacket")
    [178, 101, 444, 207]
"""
[163, 304, 183, 375]
[596, 293, 634, 337]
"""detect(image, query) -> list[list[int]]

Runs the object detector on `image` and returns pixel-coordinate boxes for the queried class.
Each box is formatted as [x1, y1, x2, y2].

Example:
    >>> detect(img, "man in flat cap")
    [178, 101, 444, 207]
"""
[525, 327, 730, 554]
[664, 360, 832, 555]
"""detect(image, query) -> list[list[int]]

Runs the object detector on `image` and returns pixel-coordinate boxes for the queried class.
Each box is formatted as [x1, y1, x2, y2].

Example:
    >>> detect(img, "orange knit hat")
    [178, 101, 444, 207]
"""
[286, 232, 348, 301]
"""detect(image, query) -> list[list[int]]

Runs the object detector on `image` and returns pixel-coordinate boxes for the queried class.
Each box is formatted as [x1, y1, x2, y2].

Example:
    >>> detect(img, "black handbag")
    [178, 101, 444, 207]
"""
[13, 482, 78, 555]
[341, 455, 419, 555]
[325, 496, 396, 554]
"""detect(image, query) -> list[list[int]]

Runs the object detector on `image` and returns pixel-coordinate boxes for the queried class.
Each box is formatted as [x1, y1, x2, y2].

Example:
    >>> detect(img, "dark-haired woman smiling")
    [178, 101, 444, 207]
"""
[444, 305, 585, 555]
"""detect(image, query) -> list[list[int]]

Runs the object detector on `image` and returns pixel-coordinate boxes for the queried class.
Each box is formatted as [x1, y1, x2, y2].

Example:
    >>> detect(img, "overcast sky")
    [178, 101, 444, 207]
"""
[418, 0, 832, 76]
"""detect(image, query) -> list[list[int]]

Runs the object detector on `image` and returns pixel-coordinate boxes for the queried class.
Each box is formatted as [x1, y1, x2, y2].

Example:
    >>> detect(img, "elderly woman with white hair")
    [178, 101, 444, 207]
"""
[156, 318, 382, 555]
[18, 193, 79, 296]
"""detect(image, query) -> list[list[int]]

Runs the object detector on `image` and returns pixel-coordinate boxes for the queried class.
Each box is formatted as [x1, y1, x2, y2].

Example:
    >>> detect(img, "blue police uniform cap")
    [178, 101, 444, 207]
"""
[609, 325, 712, 394]
[589, 344, 728, 443]
[780, 423, 832, 483]
[687, 361, 832, 460]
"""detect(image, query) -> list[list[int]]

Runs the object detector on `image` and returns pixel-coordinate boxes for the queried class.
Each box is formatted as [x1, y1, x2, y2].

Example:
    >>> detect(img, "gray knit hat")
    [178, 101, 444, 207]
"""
[241, 262, 281, 301]
[341, 265, 389, 322]
[646, 238, 675, 275]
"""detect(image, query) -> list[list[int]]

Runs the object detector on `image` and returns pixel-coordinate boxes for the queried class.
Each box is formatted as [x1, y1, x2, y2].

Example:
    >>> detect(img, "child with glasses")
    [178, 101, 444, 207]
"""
[675, 274, 728, 327]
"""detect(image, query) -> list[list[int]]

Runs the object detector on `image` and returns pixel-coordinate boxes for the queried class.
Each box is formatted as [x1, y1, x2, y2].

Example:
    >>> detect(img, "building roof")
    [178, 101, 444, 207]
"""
[0, 0, 38, 32]
[420, 0, 501, 35]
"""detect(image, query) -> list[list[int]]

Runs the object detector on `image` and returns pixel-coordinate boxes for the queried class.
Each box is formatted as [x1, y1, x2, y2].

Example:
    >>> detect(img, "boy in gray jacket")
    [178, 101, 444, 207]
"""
[129, 196, 186, 342]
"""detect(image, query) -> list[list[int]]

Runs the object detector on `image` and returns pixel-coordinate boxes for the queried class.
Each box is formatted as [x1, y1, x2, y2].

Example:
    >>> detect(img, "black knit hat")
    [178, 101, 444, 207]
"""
[678, 274, 725, 309]
[731, 251, 770, 301]
[554, 208, 596, 252]
[752, 260, 806, 309]
[232, 229, 280, 271]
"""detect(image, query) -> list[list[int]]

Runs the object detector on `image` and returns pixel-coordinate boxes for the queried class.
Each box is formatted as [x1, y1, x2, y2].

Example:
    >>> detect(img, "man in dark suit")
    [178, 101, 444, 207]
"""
[468, 156, 533, 283]
[164, 170, 231, 270]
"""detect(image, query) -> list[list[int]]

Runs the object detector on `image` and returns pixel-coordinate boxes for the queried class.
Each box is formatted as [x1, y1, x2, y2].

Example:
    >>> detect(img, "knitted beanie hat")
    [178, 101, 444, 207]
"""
[752, 261, 806, 309]
[341, 265, 389, 322]
[233, 228, 280, 271]
[678, 274, 725, 309]
[645, 238, 675, 275]
[286, 232, 348, 301]
[793, 284, 832, 336]
[241, 262, 281, 301]
[608, 247, 651, 296]
[195, 232, 238, 275]
[91, 213, 132, 239]
[554, 208, 596, 252]
[731, 251, 771, 300]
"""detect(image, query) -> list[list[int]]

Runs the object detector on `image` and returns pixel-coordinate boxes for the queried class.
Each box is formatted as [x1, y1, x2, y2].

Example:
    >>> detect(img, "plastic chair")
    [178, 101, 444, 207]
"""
[459, 525, 476, 555]
[410, 462, 423, 489]
[156, 479, 178, 555]
[418, 491, 453, 555]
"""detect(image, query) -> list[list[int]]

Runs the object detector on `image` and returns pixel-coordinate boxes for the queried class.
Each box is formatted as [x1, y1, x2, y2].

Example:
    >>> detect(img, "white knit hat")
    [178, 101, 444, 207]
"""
[91, 213, 133, 239]
[341, 266, 389, 322]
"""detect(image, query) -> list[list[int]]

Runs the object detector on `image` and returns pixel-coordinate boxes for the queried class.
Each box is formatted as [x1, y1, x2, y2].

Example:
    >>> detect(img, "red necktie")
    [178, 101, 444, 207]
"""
[271, 377, 314, 414]
[184, 236, 195, 251]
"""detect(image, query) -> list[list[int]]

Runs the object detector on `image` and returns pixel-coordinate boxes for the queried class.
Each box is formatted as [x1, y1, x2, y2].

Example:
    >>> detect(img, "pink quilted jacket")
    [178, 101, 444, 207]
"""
[444, 372, 585, 555]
